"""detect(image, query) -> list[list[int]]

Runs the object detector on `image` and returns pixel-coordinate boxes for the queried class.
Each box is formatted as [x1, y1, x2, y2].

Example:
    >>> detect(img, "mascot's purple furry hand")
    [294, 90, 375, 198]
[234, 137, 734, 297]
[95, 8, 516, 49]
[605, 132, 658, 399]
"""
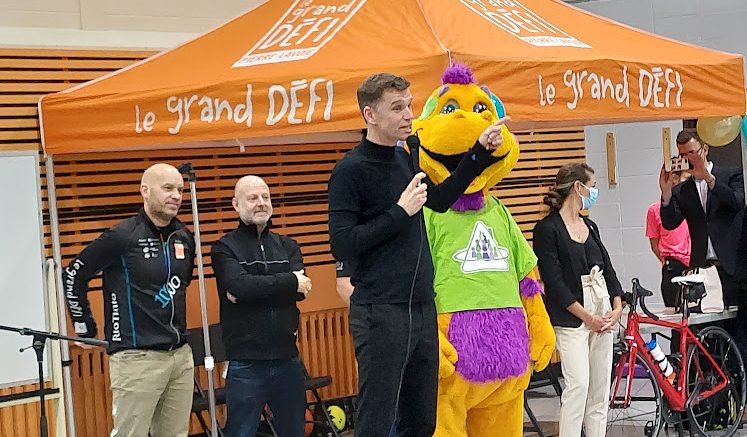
[520, 277, 555, 371]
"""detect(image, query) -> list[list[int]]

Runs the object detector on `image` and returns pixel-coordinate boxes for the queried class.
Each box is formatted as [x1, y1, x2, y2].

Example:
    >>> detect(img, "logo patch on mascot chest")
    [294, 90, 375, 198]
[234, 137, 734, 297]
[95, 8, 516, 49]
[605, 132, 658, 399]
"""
[452, 221, 510, 273]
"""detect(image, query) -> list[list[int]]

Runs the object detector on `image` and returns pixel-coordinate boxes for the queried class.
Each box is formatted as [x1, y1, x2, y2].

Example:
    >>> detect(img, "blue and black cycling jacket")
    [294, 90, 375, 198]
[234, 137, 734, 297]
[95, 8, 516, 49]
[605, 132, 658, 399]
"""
[62, 208, 195, 355]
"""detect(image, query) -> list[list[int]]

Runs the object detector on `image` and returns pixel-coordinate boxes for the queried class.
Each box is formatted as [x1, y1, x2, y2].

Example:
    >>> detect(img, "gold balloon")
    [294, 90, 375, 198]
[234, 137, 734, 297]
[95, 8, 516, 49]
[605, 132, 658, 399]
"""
[696, 115, 743, 147]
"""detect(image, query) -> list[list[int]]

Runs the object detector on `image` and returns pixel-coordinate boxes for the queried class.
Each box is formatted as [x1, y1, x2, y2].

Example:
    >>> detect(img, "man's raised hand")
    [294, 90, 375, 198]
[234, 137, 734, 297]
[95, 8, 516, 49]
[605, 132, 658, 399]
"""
[397, 172, 427, 216]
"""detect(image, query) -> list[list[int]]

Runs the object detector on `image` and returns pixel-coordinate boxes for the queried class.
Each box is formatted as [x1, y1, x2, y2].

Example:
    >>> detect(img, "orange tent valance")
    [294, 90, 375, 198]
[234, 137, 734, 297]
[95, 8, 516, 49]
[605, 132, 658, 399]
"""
[39, 0, 746, 154]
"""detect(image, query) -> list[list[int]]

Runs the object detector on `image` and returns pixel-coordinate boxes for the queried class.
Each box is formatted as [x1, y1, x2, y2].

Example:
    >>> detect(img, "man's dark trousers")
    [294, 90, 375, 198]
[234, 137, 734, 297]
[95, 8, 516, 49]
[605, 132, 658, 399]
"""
[223, 357, 306, 437]
[662, 257, 687, 308]
[350, 300, 438, 437]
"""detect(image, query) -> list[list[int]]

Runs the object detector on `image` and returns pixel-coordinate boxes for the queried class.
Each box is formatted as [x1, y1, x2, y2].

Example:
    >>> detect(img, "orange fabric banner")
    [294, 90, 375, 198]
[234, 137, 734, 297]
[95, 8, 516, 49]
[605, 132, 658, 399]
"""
[39, 0, 745, 154]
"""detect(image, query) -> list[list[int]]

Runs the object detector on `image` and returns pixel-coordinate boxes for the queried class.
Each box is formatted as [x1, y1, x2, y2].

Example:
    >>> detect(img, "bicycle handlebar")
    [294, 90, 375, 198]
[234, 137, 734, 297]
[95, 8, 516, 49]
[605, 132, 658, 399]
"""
[630, 278, 659, 321]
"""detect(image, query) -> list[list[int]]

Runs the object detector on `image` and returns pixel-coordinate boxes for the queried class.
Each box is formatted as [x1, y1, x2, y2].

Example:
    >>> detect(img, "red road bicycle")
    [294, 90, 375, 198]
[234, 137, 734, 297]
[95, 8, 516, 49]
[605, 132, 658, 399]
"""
[607, 276, 746, 436]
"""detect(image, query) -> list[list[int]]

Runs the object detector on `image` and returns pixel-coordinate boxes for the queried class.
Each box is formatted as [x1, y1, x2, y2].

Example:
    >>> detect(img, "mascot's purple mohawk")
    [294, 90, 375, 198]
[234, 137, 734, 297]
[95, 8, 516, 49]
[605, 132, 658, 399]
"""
[441, 63, 475, 85]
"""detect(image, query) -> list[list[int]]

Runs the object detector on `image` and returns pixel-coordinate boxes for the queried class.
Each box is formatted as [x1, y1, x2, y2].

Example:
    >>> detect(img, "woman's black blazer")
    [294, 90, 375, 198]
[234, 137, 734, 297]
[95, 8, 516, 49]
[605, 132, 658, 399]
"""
[533, 211, 623, 328]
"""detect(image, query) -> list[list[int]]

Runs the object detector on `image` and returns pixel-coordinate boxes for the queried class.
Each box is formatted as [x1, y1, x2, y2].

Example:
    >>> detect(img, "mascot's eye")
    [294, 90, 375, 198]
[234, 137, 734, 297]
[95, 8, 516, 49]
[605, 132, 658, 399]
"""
[440, 101, 459, 114]
[473, 102, 488, 113]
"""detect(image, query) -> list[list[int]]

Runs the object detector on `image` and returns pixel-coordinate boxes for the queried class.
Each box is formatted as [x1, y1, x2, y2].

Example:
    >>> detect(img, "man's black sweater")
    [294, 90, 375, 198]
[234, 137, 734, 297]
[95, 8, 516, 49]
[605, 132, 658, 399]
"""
[328, 137, 492, 304]
[211, 221, 305, 361]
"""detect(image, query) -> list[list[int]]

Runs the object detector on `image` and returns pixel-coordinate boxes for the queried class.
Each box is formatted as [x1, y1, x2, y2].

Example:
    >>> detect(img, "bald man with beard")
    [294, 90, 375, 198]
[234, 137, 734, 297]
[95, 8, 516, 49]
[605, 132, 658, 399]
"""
[62, 163, 196, 437]
[211, 175, 311, 437]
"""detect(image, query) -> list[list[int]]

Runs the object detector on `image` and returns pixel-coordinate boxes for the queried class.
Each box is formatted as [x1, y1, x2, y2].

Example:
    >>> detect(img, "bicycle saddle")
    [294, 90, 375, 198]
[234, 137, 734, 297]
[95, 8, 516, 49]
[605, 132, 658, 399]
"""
[671, 274, 704, 285]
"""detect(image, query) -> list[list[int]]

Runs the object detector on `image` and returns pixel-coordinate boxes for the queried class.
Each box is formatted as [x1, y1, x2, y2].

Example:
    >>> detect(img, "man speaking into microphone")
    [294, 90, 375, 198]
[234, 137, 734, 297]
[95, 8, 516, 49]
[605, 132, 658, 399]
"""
[327, 73, 506, 436]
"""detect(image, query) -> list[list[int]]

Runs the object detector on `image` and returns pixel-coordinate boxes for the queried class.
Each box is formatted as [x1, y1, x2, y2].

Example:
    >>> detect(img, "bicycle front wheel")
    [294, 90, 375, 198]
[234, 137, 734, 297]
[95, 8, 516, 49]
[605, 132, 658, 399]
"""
[685, 326, 746, 437]
[608, 351, 664, 437]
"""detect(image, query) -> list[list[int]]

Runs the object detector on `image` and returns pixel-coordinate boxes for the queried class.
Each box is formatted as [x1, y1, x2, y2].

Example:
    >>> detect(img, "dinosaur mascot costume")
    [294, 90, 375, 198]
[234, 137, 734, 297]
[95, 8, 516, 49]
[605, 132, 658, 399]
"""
[411, 64, 555, 436]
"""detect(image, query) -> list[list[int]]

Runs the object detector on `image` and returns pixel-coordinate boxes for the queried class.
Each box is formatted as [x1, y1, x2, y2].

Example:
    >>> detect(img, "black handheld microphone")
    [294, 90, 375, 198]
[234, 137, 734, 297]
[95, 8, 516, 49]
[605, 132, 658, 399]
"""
[405, 134, 421, 174]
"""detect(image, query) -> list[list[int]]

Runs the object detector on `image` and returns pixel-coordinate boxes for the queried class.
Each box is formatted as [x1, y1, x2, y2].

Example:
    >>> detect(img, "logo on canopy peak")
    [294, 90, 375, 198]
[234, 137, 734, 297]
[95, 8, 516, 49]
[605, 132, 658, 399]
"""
[460, 0, 591, 48]
[234, 0, 366, 68]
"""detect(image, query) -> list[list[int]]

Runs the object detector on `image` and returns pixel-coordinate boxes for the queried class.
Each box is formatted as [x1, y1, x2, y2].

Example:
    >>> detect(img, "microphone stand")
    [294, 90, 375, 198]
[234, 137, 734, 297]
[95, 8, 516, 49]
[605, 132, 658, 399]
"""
[177, 162, 218, 437]
[0, 325, 107, 437]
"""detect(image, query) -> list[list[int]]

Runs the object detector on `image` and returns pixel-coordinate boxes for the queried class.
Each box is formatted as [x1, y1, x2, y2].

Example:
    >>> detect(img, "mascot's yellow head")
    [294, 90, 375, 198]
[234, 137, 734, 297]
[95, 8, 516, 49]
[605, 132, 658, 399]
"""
[412, 63, 520, 201]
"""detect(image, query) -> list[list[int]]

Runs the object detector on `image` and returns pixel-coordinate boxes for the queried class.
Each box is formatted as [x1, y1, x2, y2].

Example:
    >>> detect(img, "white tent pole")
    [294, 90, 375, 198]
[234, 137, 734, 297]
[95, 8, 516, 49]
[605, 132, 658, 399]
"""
[180, 163, 218, 437]
[45, 155, 77, 437]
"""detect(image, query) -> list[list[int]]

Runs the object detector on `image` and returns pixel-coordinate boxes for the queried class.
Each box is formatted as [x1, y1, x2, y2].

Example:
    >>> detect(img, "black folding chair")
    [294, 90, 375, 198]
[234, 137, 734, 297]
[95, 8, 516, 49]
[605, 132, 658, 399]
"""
[523, 362, 563, 437]
[188, 324, 280, 437]
[188, 324, 227, 437]
[264, 361, 342, 436]
[304, 364, 342, 437]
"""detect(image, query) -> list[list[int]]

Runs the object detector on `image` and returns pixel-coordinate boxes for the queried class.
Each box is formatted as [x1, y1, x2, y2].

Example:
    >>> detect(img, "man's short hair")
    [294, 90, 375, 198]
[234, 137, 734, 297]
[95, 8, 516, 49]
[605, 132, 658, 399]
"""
[676, 129, 703, 146]
[356, 73, 410, 114]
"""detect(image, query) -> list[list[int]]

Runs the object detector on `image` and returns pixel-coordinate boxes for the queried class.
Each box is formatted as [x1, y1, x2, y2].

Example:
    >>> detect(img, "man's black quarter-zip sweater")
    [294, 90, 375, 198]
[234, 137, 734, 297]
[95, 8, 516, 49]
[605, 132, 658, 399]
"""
[327, 137, 493, 305]
[211, 220, 306, 361]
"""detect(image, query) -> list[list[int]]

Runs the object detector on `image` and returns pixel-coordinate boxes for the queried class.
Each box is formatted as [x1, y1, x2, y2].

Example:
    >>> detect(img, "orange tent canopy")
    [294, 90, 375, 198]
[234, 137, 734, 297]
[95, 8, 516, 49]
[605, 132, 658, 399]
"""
[39, 0, 746, 155]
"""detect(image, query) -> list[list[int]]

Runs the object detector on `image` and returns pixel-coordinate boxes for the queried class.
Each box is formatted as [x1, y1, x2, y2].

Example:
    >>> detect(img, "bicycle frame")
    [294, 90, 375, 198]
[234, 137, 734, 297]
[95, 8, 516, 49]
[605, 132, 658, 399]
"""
[613, 310, 728, 412]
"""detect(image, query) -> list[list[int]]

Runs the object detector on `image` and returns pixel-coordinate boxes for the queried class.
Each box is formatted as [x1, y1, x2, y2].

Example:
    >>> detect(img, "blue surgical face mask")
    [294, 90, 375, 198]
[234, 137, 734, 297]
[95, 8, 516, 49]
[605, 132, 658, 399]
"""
[580, 183, 599, 209]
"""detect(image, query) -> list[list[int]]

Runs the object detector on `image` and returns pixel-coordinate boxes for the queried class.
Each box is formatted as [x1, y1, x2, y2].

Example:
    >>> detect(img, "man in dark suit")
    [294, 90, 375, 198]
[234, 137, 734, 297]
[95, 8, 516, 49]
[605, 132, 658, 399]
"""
[659, 130, 744, 306]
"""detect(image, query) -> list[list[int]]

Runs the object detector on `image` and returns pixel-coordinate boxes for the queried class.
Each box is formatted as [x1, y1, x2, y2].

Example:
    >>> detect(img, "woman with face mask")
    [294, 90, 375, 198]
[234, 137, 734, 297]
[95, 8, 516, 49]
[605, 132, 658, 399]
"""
[532, 162, 624, 437]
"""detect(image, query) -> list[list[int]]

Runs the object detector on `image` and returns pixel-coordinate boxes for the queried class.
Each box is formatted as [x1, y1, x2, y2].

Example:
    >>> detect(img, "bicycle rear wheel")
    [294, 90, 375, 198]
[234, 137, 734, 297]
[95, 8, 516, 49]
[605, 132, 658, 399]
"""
[608, 351, 664, 437]
[685, 326, 746, 437]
